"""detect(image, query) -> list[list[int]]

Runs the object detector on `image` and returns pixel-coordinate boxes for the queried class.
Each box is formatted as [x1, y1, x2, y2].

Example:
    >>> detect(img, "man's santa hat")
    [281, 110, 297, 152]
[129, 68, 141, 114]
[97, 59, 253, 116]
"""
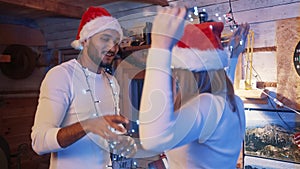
[171, 22, 228, 71]
[71, 6, 123, 50]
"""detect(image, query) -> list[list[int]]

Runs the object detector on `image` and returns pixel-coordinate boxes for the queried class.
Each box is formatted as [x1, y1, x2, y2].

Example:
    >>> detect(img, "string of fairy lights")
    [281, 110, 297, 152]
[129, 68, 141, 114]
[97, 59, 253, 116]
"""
[187, 0, 239, 31]
[186, 0, 300, 129]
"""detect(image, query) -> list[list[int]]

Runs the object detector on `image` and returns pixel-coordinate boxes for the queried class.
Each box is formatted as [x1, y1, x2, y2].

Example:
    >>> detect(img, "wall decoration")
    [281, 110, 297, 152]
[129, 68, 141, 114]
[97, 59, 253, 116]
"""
[276, 17, 300, 110]
[244, 109, 300, 166]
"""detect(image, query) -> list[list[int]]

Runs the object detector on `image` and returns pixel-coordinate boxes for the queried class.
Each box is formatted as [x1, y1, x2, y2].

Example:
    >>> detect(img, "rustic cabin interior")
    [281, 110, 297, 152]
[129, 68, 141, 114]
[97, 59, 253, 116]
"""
[0, 0, 300, 169]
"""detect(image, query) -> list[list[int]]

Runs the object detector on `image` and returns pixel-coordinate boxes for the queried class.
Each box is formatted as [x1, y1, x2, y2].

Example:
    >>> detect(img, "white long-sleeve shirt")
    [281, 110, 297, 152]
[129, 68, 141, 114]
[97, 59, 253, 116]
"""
[139, 48, 245, 169]
[31, 59, 119, 169]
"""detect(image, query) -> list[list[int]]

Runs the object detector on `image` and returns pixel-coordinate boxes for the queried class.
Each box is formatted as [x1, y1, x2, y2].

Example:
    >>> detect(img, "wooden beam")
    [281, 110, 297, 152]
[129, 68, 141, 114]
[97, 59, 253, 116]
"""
[0, 89, 39, 95]
[0, 0, 169, 19]
[240, 46, 277, 53]
[123, 0, 169, 6]
[0, 0, 85, 18]
[0, 24, 46, 46]
[252, 46, 277, 52]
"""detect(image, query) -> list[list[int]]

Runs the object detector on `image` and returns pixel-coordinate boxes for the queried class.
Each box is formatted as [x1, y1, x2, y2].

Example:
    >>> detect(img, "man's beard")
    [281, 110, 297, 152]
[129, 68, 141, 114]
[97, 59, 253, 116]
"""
[88, 44, 113, 73]
[89, 54, 112, 68]
[99, 61, 113, 74]
[99, 61, 111, 68]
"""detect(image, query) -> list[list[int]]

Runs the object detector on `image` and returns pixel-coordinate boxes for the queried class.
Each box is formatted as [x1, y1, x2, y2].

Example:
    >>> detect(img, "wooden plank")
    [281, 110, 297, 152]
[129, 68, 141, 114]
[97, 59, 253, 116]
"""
[1, 103, 37, 118]
[252, 47, 276, 52]
[127, 0, 169, 6]
[196, 0, 300, 22]
[47, 38, 74, 49]
[45, 30, 77, 41]
[113, 5, 158, 21]
[104, 1, 154, 14]
[223, 22, 277, 48]
[1, 116, 34, 136]
[103, 0, 171, 15]
[38, 18, 79, 34]
[247, 22, 277, 48]
[37, 17, 79, 27]
[1, 108, 36, 119]
[0, 68, 45, 94]
[236, 89, 269, 104]
[256, 82, 278, 88]
[176, 0, 230, 8]
[0, 24, 46, 46]
[234, 2, 300, 24]
[0, 0, 85, 18]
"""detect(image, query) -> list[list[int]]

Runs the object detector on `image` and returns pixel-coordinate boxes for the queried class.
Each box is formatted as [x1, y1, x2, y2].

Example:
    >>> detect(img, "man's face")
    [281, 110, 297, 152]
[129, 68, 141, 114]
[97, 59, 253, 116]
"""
[86, 29, 120, 67]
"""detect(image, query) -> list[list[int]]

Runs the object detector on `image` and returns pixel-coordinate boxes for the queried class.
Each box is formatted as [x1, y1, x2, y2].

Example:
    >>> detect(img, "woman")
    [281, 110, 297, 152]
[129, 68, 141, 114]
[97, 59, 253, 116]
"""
[139, 7, 248, 168]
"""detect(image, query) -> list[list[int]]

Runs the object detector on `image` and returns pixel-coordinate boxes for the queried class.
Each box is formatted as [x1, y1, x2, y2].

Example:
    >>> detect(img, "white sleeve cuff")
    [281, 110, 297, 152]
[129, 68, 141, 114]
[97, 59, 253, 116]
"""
[45, 128, 64, 152]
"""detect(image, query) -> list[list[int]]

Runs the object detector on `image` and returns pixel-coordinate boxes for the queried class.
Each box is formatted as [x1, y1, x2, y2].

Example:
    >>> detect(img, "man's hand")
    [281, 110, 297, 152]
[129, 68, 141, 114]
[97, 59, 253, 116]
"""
[82, 115, 129, 140]
[109, 135, 137, 158]
[57, 115, 129, 148]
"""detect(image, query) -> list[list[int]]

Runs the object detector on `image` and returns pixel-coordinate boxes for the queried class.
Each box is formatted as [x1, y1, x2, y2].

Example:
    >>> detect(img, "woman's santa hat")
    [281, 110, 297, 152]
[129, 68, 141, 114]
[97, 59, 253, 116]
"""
[71, 6, 123, 50]
[171, 22, 228, 71]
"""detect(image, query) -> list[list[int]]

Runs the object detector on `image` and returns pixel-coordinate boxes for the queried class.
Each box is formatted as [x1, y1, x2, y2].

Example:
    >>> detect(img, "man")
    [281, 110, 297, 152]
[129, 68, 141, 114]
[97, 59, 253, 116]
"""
[31, 6, 136, 169]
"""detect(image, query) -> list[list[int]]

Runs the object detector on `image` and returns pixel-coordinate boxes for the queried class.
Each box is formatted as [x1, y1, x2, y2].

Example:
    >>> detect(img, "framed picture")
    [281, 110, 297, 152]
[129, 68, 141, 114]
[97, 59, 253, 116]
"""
[244, 109, 300, 167]
[244, 155, 300, 169]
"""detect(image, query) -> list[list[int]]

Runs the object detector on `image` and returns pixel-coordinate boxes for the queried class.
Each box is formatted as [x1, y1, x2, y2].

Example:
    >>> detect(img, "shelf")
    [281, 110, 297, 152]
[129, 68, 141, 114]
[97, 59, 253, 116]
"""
[120, 45, 150, 59]
[121, 45, 150, 52]
[235, 88, 269, 104]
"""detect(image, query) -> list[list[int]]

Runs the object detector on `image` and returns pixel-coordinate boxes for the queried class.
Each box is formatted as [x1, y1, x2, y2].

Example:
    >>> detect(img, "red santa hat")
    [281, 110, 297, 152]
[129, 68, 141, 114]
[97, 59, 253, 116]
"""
[171, 22, 228, 71]
[71, 6, 123, 50]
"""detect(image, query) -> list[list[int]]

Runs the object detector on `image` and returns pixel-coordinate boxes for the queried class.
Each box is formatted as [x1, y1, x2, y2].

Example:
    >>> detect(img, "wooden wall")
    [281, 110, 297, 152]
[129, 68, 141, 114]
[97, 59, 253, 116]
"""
[1, 1, 298, 93]
[105, 0, 300, 109]
[0, 97, 50, 169]
[0, 0, 299, 168]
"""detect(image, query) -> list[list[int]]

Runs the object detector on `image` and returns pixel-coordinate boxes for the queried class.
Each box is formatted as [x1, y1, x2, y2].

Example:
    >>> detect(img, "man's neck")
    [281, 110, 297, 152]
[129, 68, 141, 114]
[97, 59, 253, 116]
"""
[77, 54, 103, 74]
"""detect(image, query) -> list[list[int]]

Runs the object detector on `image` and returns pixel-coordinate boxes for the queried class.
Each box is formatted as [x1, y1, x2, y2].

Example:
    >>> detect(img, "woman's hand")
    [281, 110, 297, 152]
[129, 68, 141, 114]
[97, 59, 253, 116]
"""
[151, 7, 187, 50]
[229, 22, 250, 58]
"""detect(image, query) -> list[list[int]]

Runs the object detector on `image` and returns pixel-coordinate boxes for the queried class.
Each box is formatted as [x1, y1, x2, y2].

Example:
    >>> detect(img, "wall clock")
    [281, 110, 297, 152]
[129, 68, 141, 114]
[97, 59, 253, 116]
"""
[294, 41, 300, 77]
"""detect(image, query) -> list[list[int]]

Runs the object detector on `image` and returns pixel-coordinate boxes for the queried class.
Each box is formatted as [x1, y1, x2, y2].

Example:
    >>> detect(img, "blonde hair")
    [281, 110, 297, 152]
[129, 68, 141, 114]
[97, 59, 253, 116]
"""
[173, 69, 237, 112]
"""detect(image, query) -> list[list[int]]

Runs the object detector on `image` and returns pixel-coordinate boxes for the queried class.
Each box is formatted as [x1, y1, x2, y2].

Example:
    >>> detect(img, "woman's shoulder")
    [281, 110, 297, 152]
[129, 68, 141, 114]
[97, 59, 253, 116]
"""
[234, 95, 244, 108]
[196, 93, 226, 112]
